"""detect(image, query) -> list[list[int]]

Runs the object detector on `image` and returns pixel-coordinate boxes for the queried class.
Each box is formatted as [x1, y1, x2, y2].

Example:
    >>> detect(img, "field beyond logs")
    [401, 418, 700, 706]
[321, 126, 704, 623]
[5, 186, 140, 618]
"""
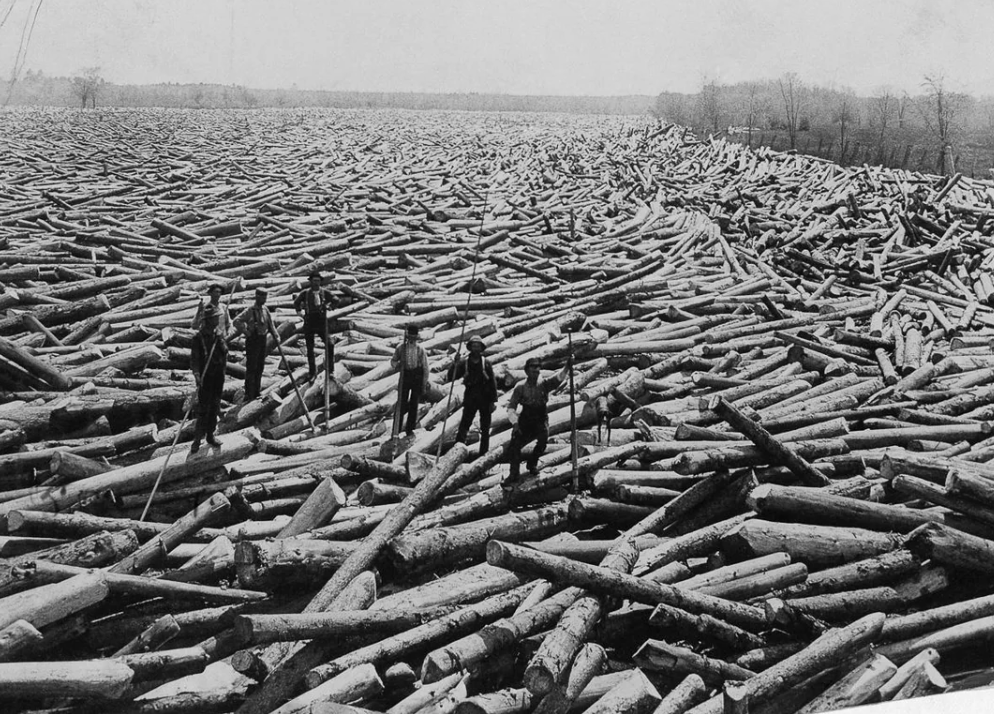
[5, 106, 994, 713]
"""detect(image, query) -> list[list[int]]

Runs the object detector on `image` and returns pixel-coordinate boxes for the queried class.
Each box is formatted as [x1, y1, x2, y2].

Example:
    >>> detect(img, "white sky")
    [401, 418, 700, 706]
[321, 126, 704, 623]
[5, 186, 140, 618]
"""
[1, 0, 993, 97]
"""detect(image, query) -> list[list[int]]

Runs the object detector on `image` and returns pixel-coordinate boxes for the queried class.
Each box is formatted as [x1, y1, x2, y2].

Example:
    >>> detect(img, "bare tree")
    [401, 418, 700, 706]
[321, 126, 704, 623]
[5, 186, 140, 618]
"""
[916, 74, 969, 174]
[697, 77, 724, 135]
[832, 88, 859, 160]
[741, 81, 767, 145]
[69, 67, 104, 109]
[778, 72, 807, 149]
[897, 93, 911, 129]
[871, 87, 895, 144]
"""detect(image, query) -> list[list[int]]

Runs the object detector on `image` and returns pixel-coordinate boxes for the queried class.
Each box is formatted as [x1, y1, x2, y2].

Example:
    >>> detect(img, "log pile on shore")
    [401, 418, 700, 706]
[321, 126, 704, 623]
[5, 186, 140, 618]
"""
[2, 106, 994, 713]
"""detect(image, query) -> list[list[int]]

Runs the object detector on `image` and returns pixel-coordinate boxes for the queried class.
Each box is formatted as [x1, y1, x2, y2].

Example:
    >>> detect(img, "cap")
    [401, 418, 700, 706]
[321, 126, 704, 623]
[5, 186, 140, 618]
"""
[309, 271, 322, 280]
[207, 283, 223, 295]
[467, 335, 485, 348]
[255, 288, 268, 297]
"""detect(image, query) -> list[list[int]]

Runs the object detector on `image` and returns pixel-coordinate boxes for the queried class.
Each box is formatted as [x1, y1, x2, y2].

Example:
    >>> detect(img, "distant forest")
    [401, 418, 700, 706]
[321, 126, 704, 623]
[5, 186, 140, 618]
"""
[1, 71, 654, 115]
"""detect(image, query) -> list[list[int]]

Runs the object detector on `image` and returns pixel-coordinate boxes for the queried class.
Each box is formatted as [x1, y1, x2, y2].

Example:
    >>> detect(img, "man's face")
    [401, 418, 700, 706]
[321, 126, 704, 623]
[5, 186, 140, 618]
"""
[525, 363, 540, 379]
[469, 342, 483, 354]
[309, 276, 321, 289]
[208, 288, 222, 304]
[255, 293, 267, 306]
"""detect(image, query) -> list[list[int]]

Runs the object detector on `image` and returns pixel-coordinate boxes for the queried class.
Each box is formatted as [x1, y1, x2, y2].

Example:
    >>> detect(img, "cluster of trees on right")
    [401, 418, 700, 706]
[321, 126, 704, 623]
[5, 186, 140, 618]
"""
[655, 74, 993, 176]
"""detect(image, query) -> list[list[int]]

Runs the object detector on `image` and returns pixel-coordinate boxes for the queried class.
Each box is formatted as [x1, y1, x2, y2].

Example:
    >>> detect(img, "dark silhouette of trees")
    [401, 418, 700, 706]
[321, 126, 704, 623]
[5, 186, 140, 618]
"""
[69, 67, 104, 108]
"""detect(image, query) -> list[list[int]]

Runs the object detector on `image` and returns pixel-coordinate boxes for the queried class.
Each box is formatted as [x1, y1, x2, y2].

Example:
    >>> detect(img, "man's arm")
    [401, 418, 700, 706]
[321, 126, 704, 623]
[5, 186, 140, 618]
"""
[506, 386, 521, 426]
[231, 306, 251, 336]
[190, 338, 204, 384]
[191, 300, 205, 331]
[292, 290, 306, 314]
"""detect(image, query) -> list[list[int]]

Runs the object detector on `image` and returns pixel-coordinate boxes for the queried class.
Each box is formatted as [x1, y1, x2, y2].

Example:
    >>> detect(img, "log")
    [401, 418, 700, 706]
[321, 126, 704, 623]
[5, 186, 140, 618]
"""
[303, 443, 468, 613]
[389, 505, 568, 574]
[270, 663, 384, 714]
[0, 619, 43, 662]
[531, 642, 605, 714]
[721, 519, 905, 567]
[906, 521, 994, 575]
[0, 659, 135, 699]
[684, 613, 886, 714]
[581, 668, 661, 714]
[486, 541, 767, 630]
[421, 585, 583, 683]
[0, 572, 108, 631]
[276, 476, 346, 538]
[304, 583, 534, 687]
[877, 648, 941, 700]
[795, 653, 897, 713]
[634, 639, 755, 685]
[109, 492, 231, 575]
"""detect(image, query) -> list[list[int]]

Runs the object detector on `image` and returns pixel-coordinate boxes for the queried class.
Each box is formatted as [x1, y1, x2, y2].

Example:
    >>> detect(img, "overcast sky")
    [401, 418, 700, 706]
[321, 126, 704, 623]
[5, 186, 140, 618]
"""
[2, 0, 992, 97]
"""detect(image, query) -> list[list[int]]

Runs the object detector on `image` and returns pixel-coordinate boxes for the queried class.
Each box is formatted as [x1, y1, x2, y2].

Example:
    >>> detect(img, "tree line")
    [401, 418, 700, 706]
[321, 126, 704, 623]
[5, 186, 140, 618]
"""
[656, 73, 994, 175]
[1, 69, 653, 115]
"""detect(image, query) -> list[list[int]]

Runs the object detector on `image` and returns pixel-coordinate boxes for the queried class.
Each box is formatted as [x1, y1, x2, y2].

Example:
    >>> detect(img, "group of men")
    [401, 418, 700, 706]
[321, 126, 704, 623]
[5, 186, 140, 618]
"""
[188, 271, 345, 452]
[189, 272, 567, 483]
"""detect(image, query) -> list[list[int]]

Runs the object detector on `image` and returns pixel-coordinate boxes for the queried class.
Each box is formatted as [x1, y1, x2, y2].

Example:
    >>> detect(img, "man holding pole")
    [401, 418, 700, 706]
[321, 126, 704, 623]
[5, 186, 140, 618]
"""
[504, 357, 569, 486]
[190, 283, 230, 453]
[451, 334, 498, 456]
[390, 325, 430, 437]
[293, 271, 349, 381]
[233, 288, 274, 402]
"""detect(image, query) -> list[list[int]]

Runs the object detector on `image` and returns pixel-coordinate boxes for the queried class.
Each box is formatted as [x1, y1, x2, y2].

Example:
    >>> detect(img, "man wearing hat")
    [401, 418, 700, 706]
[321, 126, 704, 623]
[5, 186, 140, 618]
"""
[505, 356, 569, 484]
[451, 334, 498, 456]
[233, 288, 274, 401]
[293, 271, 350, 381]
[390, 325, 430, 436]
[190, 283, 230, 453]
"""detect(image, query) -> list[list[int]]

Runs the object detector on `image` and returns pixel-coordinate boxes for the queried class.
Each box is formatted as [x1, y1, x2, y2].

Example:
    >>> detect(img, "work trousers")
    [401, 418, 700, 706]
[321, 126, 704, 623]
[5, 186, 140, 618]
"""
[398, 367, 424, 435]
[244, 334, 267, 401]
[456, 390, 494, 455]
[507, 412, 548, 478]
[195, 368, 225, 440]
[303, 316, 330, 379]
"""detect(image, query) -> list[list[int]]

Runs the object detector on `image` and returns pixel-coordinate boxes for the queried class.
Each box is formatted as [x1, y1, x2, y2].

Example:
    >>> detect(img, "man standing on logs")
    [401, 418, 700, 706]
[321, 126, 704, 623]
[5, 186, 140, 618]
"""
[390, 325, 430, 437]
[504, 356, 569, 486]
[233, 288, 274, 402]
[293, 271, 347, 381]
[451, 334, 498, 456]
[190, 283, 230, 453]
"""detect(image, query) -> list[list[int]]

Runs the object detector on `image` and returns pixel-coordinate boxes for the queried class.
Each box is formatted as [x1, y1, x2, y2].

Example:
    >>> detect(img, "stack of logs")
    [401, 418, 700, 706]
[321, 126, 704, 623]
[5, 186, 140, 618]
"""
[1, 106, 994, 713]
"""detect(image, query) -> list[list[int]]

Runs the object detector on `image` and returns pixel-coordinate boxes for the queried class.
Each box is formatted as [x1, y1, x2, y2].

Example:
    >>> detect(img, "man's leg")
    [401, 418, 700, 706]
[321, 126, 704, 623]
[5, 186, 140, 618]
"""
[304, 329, 317, 379]
[506, 428, 525, 481]
[405, 376, 423, 434]
[456, 399, 475, 444]
[245, 336, 264, 400]
[204, 371, 224, 445]
[478, 398, 492, 455]
[525, 421, 548, 474]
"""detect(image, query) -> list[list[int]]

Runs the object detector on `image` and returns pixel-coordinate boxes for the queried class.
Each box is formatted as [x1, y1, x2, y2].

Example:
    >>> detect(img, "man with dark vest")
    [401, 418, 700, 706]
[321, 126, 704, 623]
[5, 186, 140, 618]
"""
[504, 356, 568, 484]
[293, 271, 342, 381]
[233, 288, 274, 401]
[390, 325, 430, 436]
[452, 334, 498, 456]
[190, 283, 230, 453]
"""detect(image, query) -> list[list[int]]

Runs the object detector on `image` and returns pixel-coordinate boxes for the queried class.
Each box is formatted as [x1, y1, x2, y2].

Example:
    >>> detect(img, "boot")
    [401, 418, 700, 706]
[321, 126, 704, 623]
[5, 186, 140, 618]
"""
[190, 439, 201, 454]
[206, 434, 221, 447]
